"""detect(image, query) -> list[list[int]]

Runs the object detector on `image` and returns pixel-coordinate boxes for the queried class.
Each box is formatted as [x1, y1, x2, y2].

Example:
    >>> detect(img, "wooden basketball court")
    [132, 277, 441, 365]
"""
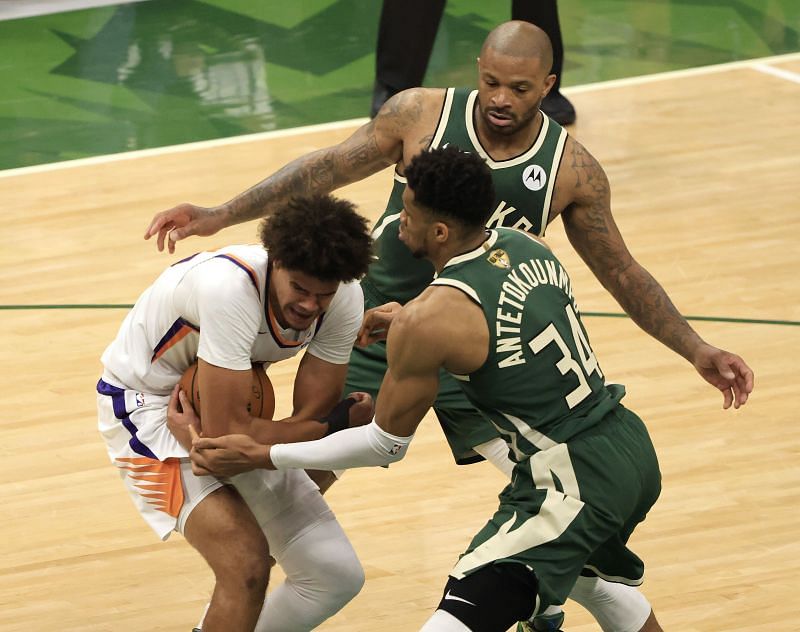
[1, 56, 798, 630]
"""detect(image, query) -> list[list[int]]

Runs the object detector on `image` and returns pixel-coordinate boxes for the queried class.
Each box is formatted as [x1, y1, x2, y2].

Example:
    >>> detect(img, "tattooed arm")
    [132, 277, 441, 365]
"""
[144, 88, 440, 252]
[559, 137, 753, 408]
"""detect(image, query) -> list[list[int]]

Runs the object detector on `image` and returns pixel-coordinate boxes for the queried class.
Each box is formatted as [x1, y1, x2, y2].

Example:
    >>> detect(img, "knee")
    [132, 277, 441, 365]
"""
[216, 542, 271, 600]
[325, 554, 366, 602]
[240, 555, 271, 598]
[341, 558, 366, 601]
[313, 550, 365, 604]
[569, 575, 652, 632]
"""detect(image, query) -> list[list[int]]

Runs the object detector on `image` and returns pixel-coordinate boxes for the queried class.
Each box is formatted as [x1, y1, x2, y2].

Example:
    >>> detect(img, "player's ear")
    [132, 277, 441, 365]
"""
[543, 73, 557, 96]
[433, 221, 449, 244]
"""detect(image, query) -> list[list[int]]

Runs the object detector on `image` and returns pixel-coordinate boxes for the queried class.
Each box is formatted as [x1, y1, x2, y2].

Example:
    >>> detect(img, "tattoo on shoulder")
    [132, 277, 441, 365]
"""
[569, 140, 608, 195]
[375, 89, 426, 143]
[387, 89, 425, 124]
[567, 140, 611, 234]
[418, 133, 434, 151]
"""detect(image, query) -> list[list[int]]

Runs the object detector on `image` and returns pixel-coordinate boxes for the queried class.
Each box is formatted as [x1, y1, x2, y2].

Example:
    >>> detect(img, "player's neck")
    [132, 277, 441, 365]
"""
[431, 230, 491, 273]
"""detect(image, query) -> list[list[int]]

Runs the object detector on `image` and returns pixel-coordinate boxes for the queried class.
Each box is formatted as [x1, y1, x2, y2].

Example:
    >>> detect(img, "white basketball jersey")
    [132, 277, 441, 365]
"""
[101, 244, 364, 393]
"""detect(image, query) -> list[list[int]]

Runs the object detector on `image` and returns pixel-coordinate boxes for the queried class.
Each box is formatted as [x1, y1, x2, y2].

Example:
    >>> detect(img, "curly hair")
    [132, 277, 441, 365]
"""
[259, 194, 373, 282]
[404, 145, 495, 229]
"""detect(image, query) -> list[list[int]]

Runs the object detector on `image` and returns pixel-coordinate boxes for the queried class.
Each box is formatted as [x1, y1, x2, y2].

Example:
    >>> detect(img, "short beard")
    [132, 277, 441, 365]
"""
[481, 100, 541, 136]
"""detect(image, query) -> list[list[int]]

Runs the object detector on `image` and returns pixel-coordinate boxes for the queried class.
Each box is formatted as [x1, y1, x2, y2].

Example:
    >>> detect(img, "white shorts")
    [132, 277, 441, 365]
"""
[97, 377, 319, 541]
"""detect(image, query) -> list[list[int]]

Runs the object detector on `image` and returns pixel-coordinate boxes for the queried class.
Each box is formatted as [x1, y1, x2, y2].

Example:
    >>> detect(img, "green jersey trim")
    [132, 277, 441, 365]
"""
[372, 211, 402, 241]
[430, 88, 456, 149]
[439, 230, 499, 270]
[430, 277, 482, 305]
[541, 129, 568, 232]
[463, 91, 555, 168]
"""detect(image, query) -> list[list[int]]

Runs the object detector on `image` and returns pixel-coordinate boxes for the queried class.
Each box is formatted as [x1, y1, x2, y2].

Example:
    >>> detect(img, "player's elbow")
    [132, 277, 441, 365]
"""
[367, 421, 413, 466]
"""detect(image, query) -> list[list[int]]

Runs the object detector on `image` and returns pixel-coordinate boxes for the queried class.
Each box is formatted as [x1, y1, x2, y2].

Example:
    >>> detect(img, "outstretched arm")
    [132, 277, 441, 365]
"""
[187, 288, 487, 473]
[190, 297, 450, 473]
[264, 303, 442, 470]
[560, 138, 753, 408]
[144, 88, 440, 252]
[263, 288, 486, 470]
[144, 120, 395, 252]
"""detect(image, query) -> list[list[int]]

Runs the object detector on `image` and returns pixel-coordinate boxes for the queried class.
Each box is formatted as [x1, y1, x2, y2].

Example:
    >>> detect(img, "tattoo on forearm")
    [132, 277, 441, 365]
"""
[612, 266, 700, 358]
[567, 141, 701, 359]
[226, 148, 340, 223]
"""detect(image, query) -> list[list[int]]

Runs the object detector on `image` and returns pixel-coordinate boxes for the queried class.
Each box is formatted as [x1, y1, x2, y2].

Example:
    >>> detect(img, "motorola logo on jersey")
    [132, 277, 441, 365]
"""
[522, 164, 547, 191]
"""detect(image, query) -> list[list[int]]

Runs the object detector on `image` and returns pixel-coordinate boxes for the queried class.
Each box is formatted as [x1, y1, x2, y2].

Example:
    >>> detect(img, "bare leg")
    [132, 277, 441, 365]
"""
[639, 610, 663, 632]
[305, 469, 337, 493]
[183, 486, 270, 632]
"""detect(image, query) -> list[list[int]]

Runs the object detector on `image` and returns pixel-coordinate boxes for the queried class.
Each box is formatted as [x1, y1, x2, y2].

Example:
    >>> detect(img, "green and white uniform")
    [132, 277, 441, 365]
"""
[433, 228, 661, 613]
[347, 87, 569, 463]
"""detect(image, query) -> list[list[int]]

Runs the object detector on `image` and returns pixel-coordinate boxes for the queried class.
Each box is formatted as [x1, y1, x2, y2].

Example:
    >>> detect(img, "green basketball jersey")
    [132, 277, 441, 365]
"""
[364, 87, 568, 306]
[432, 228, 625, 461]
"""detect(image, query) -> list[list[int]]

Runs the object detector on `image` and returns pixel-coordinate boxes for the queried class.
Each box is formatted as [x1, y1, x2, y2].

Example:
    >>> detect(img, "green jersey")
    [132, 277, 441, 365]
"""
[432, 229, 659, 607]
[432, 228, 624, 460]
[364, 87, 568, 306]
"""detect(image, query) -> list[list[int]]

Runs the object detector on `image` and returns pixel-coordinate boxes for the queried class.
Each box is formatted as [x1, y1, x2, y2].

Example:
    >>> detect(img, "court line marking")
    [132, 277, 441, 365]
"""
[1, 50, 799, 180]
[1, 304, 797, 328]
[749, 62, 800, 85]
[564, 51, 800, 93]
[0, 0, 150, 22]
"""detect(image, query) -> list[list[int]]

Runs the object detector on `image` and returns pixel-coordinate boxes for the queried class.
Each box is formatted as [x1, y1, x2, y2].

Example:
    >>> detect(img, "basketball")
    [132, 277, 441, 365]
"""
[178, 362, 275, 419]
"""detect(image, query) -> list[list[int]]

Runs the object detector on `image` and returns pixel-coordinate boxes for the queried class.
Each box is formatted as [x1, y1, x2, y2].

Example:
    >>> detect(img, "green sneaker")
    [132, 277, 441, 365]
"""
[517, 609, 565, 631]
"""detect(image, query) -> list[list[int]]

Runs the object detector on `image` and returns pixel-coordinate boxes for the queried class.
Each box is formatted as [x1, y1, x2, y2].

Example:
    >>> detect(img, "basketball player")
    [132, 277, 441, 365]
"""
[147, 20, 752, 631]
[370, 0, 575, 124]
[187, 147, 669, 631]
[97, 194, 373, 631]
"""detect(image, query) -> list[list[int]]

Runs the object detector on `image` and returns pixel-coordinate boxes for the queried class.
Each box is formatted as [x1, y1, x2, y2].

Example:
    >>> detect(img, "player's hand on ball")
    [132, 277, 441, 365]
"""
[167, 384, 201, 449]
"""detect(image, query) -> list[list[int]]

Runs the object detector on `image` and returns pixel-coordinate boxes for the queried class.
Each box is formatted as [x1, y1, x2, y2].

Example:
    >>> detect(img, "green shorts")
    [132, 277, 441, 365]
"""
[346, 341, 500, 464]
[450, 404, 661, 613]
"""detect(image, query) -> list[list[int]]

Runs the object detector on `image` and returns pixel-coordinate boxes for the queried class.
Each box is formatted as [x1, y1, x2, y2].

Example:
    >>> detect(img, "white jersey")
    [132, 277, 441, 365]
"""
[97, 244, 364, 540]
[100, 244, 364, 393]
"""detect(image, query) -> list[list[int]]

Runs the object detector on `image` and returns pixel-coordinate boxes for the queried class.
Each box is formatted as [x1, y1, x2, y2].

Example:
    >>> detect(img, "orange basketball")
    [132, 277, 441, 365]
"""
[178, 362, 275, 419]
